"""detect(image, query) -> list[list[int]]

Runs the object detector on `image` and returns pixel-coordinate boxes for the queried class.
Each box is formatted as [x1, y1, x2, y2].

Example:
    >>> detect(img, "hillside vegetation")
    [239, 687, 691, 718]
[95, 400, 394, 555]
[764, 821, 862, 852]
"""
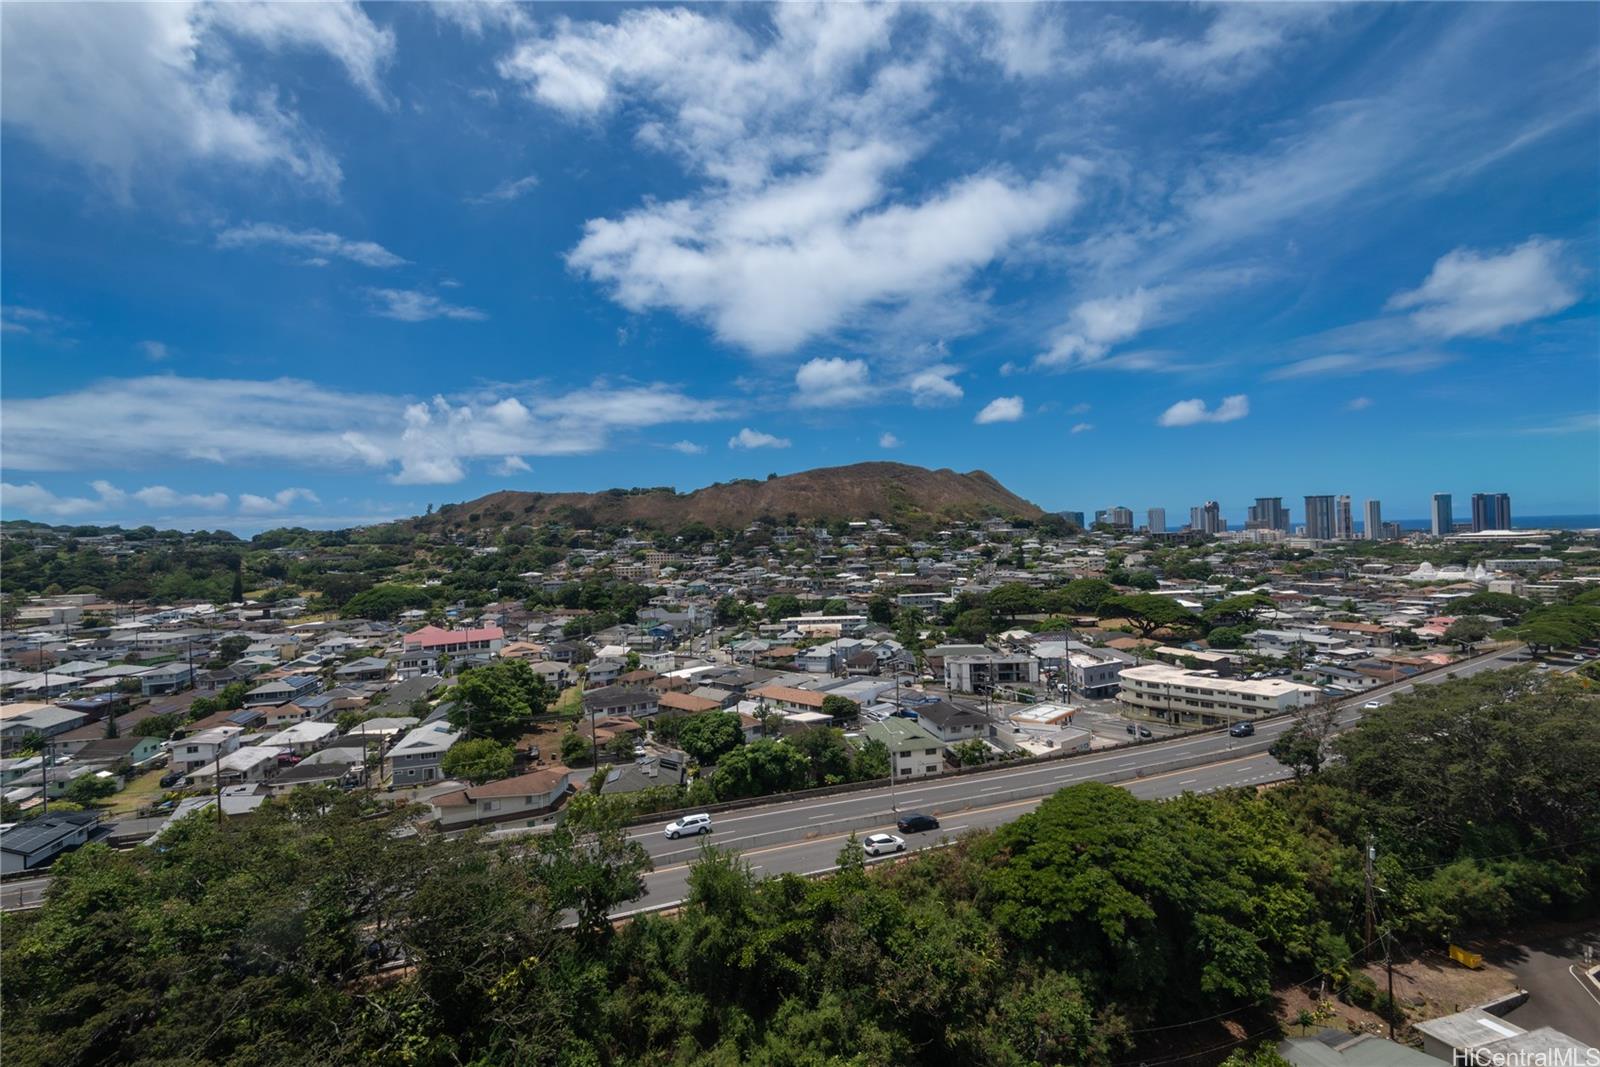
[410, 462, 1044, 535]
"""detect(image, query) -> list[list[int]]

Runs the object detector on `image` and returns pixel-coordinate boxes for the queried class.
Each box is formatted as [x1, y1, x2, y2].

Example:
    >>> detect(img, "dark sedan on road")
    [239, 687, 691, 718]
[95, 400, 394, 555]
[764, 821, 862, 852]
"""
[896, 812, 940, 834]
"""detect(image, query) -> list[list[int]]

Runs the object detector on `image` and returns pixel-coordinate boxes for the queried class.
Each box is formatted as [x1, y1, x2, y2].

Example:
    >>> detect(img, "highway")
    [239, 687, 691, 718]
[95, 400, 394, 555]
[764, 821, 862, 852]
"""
[610, 642, 1531, 916]
[0, 644, 1529, 914]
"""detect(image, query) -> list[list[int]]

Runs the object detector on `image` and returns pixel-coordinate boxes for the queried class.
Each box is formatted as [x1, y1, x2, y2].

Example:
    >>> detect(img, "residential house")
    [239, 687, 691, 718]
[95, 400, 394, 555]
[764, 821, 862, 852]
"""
[910, 700, 989, 744]
[244, 674, 321, 708]
[1, 812, 101, 874]
[859, 717, 945, 778]
[168, 726, 244, 775]
[656, 691, 723, 717]
[585, 657, 627, 687]
[333, 656, 392, 683]
[384, 720, 463, 787]
[272, 720, 339, 755]
[182, 745, 287, 787]
[69, 734, 166, 770]
[402, 625, 505, 656]
[944, 653, 1040, 694]
[138, 662, 195, 697]
[430, 767, 572, 829]
[582, 685, 660, 721]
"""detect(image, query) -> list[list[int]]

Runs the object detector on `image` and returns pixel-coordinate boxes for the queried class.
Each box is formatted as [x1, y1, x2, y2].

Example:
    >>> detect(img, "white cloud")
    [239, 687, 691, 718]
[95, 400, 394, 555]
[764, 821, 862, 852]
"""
[908, 365, 964, 407]
[1, 482, 116, 518]
[975, 396, 1024, 425]
[878, 432, 901, 449]
[1037, 288, 1163, 369]
[491, 6, 1082, 355]
[1, 480, 228, 518]
[469, 173, 540, 204]
[1265, 351, 1451, 381]
[238, 487, 320, 514]
[728, 427, 790, 450]
[365, 288, 487, 322]
[1068, 402, 1091, 415]
[1386, 238, 1579, 338]
[1102, 5, 1331, 88]
[1346, 396, 1374, 411]
[1, 375, 726, 485]
[0, 2, 391, 195]
[137, 340, 171, 361]
[218, 223, 407, 268]
[666, 440, 707, 454]
[1070, 422, 1094, 434]
[493, 456, 532, 475]
[1157, 394, 1250, 427]
[794, 357, 873, 408]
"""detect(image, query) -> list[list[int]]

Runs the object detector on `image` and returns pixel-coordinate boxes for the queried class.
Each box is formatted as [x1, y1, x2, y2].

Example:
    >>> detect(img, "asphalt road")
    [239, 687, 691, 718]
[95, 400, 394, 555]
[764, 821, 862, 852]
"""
[0, 644, 1530, 914]
[1495, 930, 1600, 1047]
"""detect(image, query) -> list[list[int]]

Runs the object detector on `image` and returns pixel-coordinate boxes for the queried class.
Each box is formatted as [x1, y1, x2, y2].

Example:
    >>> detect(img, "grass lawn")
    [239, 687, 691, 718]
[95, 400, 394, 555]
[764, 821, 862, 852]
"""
[104, 767, 170, 818]
[553, 684, 585, 718]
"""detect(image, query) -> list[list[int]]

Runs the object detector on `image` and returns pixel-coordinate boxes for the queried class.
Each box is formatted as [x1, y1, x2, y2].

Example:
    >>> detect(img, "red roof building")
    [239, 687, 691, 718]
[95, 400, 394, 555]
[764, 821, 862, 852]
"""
[402, 625, 505, 653]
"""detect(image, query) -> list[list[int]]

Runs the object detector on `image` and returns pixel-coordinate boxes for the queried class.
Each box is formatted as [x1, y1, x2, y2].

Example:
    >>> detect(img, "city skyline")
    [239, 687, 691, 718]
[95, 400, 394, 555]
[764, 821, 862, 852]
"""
[2, 3, 1597, 532]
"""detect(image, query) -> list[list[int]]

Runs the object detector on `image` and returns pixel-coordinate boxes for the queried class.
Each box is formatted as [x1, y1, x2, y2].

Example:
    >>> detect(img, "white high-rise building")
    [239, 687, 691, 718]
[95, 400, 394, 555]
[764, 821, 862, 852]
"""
[1334, 495, 1353, 540]
[1147, 508, 1166, 534]
[1364, 500, 1383, 540]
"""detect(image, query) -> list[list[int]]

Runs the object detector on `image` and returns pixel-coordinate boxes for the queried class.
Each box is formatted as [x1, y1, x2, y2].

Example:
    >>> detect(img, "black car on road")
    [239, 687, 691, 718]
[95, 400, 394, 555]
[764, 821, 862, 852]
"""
[896, 812, 940, 834]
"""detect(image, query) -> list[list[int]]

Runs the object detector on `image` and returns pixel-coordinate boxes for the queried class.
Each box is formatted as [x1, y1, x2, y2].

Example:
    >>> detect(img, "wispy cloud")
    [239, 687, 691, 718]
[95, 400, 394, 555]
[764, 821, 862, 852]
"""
[1, 479, 229, 518]
[136, 340, 171, 361]
[1070, 422, 1094, 434]
[878, 431, 901, 449]
[365, 288, 487, 322]
[219, 223, 406, 268]
[1, 375, 727, 485]
[238, 487, 320, 514]
[666, 440, 707, 455]
[469, 173, 540, 204]
[1265, 351, 1452, 381]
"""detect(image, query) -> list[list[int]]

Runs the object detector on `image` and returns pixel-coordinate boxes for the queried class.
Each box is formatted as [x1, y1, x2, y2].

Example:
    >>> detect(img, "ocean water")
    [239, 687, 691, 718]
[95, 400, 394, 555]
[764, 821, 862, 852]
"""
[1382, 515, 1600, 532]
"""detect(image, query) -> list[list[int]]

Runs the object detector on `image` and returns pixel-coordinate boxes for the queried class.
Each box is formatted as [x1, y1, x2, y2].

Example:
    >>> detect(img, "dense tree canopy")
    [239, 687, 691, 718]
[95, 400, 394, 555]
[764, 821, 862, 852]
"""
[449, 659, 551, 742]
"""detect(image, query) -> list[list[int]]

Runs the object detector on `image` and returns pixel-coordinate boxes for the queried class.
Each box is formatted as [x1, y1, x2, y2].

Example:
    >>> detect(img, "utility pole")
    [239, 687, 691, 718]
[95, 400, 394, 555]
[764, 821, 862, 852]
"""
[1384, 929, 1396, 1042]
[1363, 836, 1377, 959]
[886, 740, 897, 812]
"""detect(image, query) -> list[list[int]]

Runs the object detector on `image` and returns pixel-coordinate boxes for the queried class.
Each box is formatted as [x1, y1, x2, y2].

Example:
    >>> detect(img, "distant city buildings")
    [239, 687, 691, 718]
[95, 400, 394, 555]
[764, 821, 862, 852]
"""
[1060, 511, 1086, 529]
[1431, 493, 1453, 537]
[1363, 499, 1383, 541]
[1096, 506, 1133, 531]
[1247, 497, 1290, 533]
[1304, 495, 1336, 540]
[1334, 495, 1353, 540]
[1471, 492, 1512, 532]
[1189, 500, 1223, 534]
[1146, 507, 1165, 534]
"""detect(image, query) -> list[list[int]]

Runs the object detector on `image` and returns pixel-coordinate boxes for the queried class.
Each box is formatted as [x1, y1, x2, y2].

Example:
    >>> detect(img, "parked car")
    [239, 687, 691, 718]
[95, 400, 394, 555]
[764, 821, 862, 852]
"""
[896, 812, 940, 834]
[862, 833, 906, 857]
[1228, 722, 1255, 737]
[1362, 699, 1383, 709]
[664, 813, 712, 839]
[1137, 726, 1153, 739]
[158, 771, 183, 788]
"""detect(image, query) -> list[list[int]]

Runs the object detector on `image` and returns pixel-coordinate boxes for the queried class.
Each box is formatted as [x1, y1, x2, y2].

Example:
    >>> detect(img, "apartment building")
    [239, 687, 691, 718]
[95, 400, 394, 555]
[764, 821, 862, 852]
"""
[1117, 664, 1321, 726]
[944, 653, 1039, 694]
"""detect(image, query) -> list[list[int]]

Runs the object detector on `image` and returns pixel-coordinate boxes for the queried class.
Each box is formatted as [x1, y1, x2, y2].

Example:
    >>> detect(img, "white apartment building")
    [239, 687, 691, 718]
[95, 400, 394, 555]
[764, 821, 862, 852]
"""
[1117, 665, 1321, 726]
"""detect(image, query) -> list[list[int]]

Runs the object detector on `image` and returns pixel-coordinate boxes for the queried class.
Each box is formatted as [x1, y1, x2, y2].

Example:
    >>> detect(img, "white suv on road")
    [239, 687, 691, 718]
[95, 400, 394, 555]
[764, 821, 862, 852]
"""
[664, 813, 712, 839]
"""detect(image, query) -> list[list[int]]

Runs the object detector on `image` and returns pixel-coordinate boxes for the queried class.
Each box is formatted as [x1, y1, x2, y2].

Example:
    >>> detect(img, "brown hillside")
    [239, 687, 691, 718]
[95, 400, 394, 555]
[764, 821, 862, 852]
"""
[415, 462, 1043, 533]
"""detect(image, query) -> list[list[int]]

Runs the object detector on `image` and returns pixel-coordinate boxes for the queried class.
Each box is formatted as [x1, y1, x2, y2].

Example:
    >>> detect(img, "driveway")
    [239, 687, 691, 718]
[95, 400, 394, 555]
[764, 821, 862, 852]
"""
[1490, 927, 1600, 1047]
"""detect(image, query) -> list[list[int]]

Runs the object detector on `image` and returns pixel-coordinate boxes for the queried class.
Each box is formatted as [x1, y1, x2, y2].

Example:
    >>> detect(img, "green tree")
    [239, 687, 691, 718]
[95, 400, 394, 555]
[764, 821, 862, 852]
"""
[951, 738, 990, 766]
[1442, 615, 1494, 650]
[449, 659, 551, 741]
[63, 775, 118, 805]
[1203, 594, 1275, 631]
[765, 594, 802, 622]
[710, 739, 811, 799]
[986, 582, 1041, 621]
[677, 711, 743, 764]
[340, 583, 434, 621]
[866, 595, 895, 625]
[440, 738, 515, 784]
[788, 726, 854, 786]
[820, 694, 858, 721]
[560, 729, 591, 766]
[952, 607, 993, 643]
[1099, 594, 1200, 639]
[131, 712, 182, 739]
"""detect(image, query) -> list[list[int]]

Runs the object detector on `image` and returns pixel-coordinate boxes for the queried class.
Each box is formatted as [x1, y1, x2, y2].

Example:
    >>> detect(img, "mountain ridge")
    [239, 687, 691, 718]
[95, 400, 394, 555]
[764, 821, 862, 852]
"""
[413, 462, 1044, 533]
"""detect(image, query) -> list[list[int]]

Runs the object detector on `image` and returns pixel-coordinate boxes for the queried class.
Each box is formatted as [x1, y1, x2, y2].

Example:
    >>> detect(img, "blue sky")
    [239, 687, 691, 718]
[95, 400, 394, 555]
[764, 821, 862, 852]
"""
[2, 2, 1596, 533]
